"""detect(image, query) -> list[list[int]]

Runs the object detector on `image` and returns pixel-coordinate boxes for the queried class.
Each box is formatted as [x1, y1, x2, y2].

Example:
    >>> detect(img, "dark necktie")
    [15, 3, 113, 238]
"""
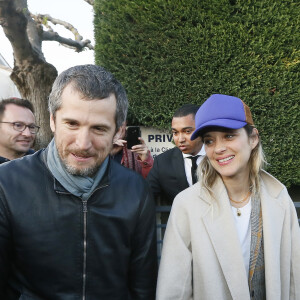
[187, 155, 200, 184]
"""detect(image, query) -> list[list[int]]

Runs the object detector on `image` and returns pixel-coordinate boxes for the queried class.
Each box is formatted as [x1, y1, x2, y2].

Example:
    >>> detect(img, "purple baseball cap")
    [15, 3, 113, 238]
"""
[191, 94, 254, 140]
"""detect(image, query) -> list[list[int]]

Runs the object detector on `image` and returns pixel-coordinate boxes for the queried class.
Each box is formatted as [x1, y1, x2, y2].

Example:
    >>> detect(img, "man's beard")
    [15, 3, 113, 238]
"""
[64, 162, 100, 177]
[59, 149, 110, 177]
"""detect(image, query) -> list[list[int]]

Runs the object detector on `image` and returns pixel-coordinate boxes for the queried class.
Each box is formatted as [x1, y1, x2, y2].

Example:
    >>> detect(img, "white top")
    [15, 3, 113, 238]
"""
[231, 199, 252, 277]
[182, 145, 206, 186]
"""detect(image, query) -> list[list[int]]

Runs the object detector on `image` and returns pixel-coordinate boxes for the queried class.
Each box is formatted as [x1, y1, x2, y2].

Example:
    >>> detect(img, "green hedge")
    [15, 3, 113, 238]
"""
[94, 0, 300, 187]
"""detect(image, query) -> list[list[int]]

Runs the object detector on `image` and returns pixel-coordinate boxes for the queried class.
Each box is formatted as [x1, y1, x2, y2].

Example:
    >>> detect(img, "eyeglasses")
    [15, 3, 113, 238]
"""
[0, 122, 40, 134]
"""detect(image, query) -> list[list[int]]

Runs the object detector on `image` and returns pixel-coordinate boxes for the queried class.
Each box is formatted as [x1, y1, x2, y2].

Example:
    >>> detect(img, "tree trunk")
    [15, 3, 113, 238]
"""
[11, 61, 57, 149]
[0, 0, 57, 149]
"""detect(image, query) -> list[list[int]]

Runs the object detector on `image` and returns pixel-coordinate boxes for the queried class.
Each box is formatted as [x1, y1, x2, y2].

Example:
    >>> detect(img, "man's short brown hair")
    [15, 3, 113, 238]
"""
[0, 98, 34, 121]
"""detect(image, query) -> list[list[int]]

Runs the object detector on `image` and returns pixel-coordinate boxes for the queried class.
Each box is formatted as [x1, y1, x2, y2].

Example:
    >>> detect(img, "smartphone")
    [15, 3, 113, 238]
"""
[126, 126, 141, 149]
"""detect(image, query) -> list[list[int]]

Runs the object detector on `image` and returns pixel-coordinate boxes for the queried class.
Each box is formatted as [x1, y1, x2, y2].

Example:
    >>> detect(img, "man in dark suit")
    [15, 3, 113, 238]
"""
[147, 104, 205, 205]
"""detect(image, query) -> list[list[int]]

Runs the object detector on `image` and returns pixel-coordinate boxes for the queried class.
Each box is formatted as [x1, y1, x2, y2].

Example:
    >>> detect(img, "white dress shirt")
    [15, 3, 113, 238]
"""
[182, 145, 206, 186]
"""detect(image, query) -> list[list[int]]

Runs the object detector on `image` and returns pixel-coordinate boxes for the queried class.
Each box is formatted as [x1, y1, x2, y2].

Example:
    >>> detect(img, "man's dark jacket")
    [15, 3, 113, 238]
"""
[0, 149, 35, 164]
[0, 149, 157, 300]
[147, 147, 189, 205]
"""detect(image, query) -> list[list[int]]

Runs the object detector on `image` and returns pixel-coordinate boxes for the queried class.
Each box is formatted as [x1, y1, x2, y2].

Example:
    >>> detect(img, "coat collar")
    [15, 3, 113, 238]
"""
[260, 170, 285, 198]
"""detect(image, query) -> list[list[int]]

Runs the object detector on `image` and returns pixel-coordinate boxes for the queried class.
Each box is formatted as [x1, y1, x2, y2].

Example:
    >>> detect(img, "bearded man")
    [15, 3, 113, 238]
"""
[0, 65, 157, 300]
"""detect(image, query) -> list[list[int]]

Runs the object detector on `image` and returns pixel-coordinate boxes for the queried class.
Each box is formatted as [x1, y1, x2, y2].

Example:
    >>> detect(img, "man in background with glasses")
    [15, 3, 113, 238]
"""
[0, 98, 38, 164]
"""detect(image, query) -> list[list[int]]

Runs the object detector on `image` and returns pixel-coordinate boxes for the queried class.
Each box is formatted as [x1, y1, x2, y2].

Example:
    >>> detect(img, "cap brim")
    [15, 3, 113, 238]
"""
[191, 119, 247, 140]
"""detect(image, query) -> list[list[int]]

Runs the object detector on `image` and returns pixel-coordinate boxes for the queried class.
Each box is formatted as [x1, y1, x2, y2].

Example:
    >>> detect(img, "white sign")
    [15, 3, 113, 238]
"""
[0, 66, 21, 99]
[140, 127, 174, 158]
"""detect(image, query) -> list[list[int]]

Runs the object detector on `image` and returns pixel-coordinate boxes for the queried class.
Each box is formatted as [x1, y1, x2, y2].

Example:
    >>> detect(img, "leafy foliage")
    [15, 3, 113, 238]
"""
[94, 0, 300, 187]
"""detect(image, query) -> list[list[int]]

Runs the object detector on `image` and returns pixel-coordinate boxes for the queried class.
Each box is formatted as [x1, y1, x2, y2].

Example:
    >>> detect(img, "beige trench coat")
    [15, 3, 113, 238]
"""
[156, 171, 300, 300]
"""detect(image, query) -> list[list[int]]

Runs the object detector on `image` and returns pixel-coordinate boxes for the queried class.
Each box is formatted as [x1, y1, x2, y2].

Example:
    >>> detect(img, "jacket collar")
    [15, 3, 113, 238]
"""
[0, 156, 9, 164]
[0, 149, 34, 164]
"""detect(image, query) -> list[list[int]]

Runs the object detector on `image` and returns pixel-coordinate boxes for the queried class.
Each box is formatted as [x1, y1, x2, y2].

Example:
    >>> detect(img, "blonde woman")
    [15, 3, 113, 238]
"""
[156, 94, 300, 300]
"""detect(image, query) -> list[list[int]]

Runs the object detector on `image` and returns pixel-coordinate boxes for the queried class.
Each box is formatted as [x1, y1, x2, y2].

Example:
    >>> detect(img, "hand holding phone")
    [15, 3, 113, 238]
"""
[126, 126, 141, 149]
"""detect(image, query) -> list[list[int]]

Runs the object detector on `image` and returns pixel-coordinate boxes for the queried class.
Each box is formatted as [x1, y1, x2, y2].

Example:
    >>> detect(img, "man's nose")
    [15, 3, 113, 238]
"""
[21, 126, 32, 137]
[76, 129, 92, 150]
[178, 133, 185, 142]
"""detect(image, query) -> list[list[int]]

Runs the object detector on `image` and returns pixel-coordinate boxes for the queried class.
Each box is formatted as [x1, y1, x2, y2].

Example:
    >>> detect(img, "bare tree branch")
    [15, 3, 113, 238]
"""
[0, 0, 45, 64]
[32, 13, 94, 52]
[42, 30, 93, 52]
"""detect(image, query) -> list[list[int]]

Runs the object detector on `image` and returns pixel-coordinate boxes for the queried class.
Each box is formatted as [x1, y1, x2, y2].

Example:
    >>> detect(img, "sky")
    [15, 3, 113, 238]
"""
[0, 0, 95, 73]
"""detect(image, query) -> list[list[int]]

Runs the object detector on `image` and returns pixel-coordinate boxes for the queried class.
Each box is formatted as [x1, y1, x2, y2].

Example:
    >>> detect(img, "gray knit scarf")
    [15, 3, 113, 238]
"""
[47, 139, 108, 201]
[248, 193, 266, 299]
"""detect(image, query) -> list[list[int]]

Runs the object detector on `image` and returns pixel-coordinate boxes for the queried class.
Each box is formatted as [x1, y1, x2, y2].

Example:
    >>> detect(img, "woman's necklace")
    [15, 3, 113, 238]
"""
[229, 191, 251, 217]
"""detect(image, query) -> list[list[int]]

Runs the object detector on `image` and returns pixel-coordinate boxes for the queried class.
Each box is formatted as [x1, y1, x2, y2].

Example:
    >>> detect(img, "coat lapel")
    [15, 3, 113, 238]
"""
[202, 179, 250, 300]
[172, 148, 189, 190]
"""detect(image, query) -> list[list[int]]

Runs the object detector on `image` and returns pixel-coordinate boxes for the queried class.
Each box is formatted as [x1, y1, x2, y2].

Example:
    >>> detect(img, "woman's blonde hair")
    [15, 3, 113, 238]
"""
[198, 125, 266, 197]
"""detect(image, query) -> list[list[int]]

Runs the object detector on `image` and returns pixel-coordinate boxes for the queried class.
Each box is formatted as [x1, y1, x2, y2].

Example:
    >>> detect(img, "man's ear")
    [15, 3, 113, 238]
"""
[113, 125, 124, 143]
[250, 128, 259, 149]
[113, 122, 126, 143]
[50, 114, 55, 133]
